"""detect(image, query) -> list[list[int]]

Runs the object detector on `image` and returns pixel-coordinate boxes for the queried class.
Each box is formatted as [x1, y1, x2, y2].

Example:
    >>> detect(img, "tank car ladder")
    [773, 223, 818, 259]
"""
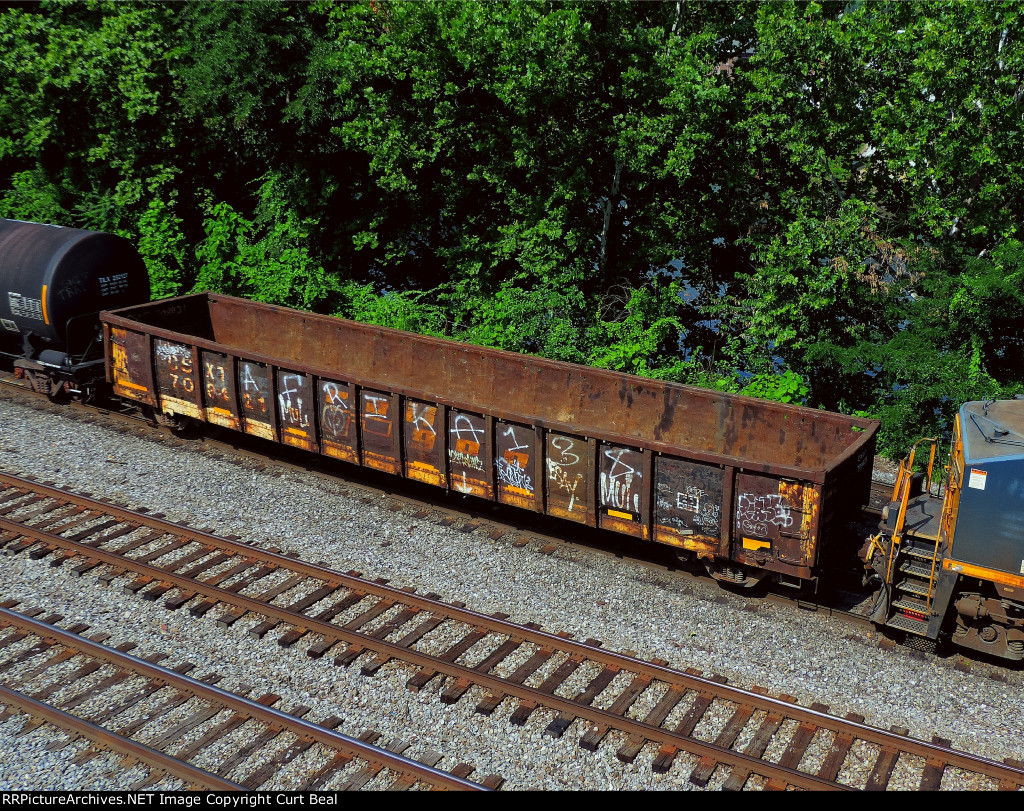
[869, 438, 945, 637]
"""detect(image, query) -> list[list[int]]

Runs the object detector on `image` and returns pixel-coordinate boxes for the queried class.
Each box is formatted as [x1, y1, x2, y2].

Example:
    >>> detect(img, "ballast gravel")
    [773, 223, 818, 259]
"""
[1, 394, 1023, 791]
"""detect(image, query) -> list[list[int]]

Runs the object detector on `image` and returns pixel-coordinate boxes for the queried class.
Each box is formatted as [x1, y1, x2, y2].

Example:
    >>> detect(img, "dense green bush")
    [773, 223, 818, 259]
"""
[2, 1, 1021, 457]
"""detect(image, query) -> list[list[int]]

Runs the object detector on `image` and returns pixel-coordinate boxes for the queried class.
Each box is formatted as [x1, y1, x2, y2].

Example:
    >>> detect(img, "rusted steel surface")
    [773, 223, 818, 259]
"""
[495, 421, 539, 510]
[153, 339, 202, 419]
[277, 369, 318, 453]
[201, 351, 240, 430]
[319, 378, 358, 463]
[108, 327, 156, 406]
[101, 293, 879, 579]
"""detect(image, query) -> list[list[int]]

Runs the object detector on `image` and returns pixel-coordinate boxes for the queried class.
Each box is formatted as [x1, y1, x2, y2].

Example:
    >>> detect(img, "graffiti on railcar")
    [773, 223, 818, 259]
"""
[407, 402, 438, 450]
[733, 474, 812, 562]
[672, 486, 722, 531]
[361, 390, 400, 473]
[496, 427, 533, 491]
[238, 364, 268, 413]
[317, 379, 357, 463]
[321, 382, 353, 437]
[495, 422, 535, 508]
[277, 372, 312, 430]
[154, 339, 202, 418]
[155, 341, 195, 394]
[600, 445, 643, 516]
[735, 492, 793, 537]
[203, 358, 231, 406]
[448, 411, 491, 497]
[276, 370, 317, 452]
[654, 458, 724, 551]
[201, 351, 239, 430]
[237, 361, 273, 439]
[546, 433, 589, 522]
[404, 400, 444, 486]
[362, 393, 393, 437]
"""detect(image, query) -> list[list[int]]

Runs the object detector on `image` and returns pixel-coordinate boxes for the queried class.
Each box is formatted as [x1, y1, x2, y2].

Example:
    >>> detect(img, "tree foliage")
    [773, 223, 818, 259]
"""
[1, 0, 1022, 457]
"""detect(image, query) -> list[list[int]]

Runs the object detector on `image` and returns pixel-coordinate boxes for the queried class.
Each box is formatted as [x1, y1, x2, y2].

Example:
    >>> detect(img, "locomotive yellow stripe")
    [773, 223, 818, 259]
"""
[41, 285, 48, 325]
[943, 558, 1024, 590]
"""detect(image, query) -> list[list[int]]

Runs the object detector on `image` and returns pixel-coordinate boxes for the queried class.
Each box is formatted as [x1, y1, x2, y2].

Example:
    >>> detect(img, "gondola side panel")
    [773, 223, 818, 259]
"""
[276, 369, 318, 453]
[404, 399, 446, 487]
[360, 390, 400, 474]
[153, 339, 202, 419]
[201, 351, 240, 430]
[318, 379, 358, 464]
[108, 327, 157, 406]
[237, 361, 275, 440]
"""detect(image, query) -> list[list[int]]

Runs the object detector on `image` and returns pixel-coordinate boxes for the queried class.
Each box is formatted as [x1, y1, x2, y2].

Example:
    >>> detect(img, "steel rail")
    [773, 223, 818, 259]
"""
[2, 471, 1020, 788]
[0, 683, 244, 790]
[0, 508, 841, 790]
[0, 606, 487, 792]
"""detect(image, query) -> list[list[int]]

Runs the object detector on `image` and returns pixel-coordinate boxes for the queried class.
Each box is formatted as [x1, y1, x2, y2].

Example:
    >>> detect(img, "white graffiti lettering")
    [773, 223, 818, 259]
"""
[450, 414, 484, 443]
[320, 383, 352, 437]
[240, 364, 260, 392]
[735, 492, 793, 536]
[547, 460, 583, 511]
[454, 471, 474, 493]
[448, 449, 484, 471]
[550, 436, 579, 466]
[363, 393, 389, 420]
[673, 486, 722, 529]
[496, 456, 533, 493]
[278, 374, 310, 428]
[322, 382, 347, 405]
[600, 448, 641, 513]
[503, 425, 530, 452]
[409, 403, 436, 436]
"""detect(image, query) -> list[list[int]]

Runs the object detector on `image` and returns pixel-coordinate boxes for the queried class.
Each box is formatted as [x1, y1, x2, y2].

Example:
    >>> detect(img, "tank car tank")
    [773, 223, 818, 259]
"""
[0, 218, 150, 397]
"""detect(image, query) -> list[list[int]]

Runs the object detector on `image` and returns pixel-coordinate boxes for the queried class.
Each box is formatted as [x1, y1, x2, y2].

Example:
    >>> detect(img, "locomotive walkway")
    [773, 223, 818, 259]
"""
[1, 469, 1022, 791]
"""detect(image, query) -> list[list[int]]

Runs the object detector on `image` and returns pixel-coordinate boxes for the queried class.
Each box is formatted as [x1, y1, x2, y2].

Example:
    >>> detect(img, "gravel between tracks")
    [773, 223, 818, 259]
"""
[1, 395, 1023, 790]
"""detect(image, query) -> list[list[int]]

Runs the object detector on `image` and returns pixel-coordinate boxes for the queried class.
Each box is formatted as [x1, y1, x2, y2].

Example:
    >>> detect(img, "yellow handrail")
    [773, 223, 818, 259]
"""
[891, 437, 939, 502]
[925, 534, 942, 609]
[888, 436, 942, 612]
[885, 473, 914, 586]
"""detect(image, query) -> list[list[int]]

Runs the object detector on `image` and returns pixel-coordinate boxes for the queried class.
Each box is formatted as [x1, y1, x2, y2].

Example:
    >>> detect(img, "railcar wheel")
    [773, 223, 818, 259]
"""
[151, 409, 195, 435]
[24, 370, 68, 402]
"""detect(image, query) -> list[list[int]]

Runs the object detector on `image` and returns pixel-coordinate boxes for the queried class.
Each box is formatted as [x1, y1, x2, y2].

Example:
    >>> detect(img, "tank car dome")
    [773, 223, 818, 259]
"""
[0, 219, 150, 355]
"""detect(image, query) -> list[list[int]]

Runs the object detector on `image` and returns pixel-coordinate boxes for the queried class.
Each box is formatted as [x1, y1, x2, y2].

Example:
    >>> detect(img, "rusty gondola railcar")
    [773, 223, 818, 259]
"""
[101, 293, 879, 589]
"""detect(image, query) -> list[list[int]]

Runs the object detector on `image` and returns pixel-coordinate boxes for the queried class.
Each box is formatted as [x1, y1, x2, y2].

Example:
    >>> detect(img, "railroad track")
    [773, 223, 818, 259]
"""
[2, 471, 1021, 791]
[0, 604, 498, 791]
